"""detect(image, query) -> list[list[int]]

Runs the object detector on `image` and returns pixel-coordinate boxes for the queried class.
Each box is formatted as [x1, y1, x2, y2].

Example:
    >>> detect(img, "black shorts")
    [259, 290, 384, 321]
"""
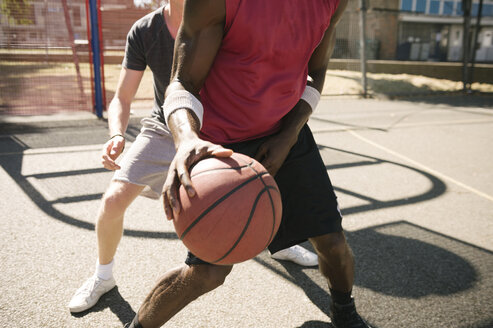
[185, 124, 342, 265]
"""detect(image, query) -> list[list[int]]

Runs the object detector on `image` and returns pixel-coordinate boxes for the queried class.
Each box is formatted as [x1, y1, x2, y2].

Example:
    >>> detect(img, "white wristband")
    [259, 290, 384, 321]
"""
[162, 90, 204, 128]
[300, 85, 321, 110]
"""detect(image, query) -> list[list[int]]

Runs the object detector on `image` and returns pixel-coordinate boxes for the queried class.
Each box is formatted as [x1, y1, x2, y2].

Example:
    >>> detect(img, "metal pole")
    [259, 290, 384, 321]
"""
[462, 0, 472, 93]
[88, 0, 103, 118]
[97, 0, 107, 110]
[61, 0, 86, 104]
[469, 0, 484, 87]
[359, 0, 368, 97]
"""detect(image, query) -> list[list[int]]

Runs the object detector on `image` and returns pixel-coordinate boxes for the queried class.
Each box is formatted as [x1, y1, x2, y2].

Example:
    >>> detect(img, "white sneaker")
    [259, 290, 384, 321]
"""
[271, 245, 319, 267]
[68, 275, 116, 313]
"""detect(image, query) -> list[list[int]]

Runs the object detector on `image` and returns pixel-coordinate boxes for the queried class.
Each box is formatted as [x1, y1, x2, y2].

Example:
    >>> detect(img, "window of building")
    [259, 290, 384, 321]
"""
[443, 1, 455, 14]
[402, 0, 414, 11]
[399, 0, 492, 16]
[416, 0, 427, 12]
[472, 3, 479, 15]
[456, 1, 464, 15]
[484, 4, 493, 16]
[429, 0, 441, 14]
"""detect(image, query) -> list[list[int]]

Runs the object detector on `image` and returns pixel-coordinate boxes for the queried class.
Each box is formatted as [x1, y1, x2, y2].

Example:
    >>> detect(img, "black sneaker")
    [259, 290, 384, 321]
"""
[330, 298, 371, 328]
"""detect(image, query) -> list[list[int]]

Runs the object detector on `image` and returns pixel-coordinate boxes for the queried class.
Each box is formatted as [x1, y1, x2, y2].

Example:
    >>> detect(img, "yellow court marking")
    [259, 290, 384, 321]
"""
[347, 129, 493, 203]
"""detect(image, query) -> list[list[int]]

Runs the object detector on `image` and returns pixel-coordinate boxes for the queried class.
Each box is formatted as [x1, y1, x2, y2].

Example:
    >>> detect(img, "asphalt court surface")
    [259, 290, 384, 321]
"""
[0, 95, 492, 327]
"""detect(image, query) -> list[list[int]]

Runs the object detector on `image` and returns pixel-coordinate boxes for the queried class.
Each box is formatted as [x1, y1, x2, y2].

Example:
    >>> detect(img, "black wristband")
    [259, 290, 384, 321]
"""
[110, 133, 124, 140]
[109, 133, 125, 152]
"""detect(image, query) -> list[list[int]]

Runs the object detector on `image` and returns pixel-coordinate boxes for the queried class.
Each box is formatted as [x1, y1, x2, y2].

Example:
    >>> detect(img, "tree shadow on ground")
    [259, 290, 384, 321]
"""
[327, 71, 493, 109]
[0, 62, 94, 115]
[0, 62, 53, 78]
[395, 93, 493, 109]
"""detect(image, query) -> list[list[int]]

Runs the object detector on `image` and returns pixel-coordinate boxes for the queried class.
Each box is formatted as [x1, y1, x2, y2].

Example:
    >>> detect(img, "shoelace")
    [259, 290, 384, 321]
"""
[79, 277, 101, 297]
[291, 246, 310, 259]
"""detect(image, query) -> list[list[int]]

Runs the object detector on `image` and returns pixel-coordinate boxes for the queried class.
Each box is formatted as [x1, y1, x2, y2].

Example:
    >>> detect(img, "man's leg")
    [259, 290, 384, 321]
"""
[96, 180, 145, 265]
[68, 180, 144, 313]
[310, 232, 354, 293]
[130, 264, 233, 328]
[310, 232, 370, 328]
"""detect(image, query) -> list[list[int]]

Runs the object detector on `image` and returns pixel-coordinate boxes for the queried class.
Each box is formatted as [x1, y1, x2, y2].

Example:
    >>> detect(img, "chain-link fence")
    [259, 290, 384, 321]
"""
[99, 4, 152, 112]
[0, 0, 93, 115]
[1, 0, 492, 116]
[327, 0, 493, 98]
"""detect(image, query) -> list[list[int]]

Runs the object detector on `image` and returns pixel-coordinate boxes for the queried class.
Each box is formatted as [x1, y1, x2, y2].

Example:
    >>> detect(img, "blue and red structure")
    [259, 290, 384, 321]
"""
[86, 0, 106, 118]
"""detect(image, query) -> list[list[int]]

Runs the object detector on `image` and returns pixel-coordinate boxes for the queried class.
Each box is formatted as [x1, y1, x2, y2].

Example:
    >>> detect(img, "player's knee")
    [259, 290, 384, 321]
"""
[100, 191, 124, 214]
[312, 232, 351, 260]
[191, 265, 232, 293]
[100, 183, 130, 214]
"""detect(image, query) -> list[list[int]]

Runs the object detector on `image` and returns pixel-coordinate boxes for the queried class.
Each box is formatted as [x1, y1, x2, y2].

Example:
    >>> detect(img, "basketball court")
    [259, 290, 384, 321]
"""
[0, 95, 492, 327]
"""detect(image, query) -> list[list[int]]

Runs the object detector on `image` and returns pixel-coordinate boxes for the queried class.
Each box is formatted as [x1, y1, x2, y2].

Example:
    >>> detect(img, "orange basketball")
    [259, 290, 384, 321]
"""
[173, 152, 282, 265]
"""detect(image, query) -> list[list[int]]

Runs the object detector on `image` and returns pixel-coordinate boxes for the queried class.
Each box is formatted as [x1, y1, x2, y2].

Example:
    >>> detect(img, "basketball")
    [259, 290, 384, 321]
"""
[173, 152, 282, 265]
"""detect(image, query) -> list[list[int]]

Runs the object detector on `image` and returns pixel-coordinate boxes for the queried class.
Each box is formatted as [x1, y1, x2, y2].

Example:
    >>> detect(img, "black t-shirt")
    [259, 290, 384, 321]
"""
[123, 6, 174, 121]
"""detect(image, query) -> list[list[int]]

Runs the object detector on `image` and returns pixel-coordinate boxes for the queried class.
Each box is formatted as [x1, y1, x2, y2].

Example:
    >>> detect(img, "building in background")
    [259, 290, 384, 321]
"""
[332, 0, 493, 62]
[398, 0, 493, 62]
[1, 0, 492, 62]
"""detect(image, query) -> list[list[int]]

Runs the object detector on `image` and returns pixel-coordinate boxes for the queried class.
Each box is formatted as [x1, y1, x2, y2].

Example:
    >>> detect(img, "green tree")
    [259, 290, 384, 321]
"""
[1, 0, 34, 25]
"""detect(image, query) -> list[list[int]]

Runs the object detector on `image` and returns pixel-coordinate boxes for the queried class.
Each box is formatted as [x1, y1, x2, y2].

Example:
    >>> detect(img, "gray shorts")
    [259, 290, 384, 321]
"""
[113, 117, 176, 199]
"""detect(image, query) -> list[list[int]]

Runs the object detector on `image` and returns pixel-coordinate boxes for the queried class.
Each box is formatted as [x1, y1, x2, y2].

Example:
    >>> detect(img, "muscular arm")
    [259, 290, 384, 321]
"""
[166, 0, 225, 141]
[102, 67, 144, 170]
[162, 0, 232, 219]
[255, 0, 348, 175]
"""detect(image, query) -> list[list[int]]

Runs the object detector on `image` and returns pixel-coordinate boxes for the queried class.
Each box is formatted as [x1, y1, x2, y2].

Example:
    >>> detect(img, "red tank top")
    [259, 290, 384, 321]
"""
[199, 0, 340, 144]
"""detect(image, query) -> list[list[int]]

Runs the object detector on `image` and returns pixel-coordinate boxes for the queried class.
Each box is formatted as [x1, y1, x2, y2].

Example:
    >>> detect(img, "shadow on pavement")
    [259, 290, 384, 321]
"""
[259, 220, 493, 328]
[71, 286, 136, 325]
[297, 320, 335, 328]
[392, 93, 493, 109]
[255, 221, 493, 328]
[319, 145, 447, 216]
[327, 71, 493, 109]
[348, 222, 479, 298]
[2, 121, 492, 327]
[0, 137, 446, 240]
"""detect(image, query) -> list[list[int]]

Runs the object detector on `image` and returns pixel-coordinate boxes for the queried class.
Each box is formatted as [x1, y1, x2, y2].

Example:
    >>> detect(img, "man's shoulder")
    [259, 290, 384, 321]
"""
[130, 7, 166, 37]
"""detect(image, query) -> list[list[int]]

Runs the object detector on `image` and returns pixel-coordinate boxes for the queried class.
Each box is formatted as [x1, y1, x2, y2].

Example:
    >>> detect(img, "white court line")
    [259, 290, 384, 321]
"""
[347, 129, 493, 203]
[0, 143, 136, 156]
[389, 118, 493, 129]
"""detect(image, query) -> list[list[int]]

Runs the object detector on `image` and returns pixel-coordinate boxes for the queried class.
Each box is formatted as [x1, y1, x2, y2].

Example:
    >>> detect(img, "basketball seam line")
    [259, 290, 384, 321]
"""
[212, 185, 279, 264]
[179, 171, 269, 241]
[242, 160, 278, 249]
[232, 156, 260, 176]
[263, 186, 279, 248]
[190, 164, 252, 178]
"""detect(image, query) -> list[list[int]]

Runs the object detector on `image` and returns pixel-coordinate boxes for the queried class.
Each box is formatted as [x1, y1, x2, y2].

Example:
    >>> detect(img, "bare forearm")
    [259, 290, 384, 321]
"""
[168, 107, 201, 149]
[278, 101, 312, 144]
[107, 97, 131, 137]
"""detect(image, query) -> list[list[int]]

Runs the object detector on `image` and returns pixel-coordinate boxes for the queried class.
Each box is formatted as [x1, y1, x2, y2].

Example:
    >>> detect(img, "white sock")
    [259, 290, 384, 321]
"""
[95, 259, 114, 280]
